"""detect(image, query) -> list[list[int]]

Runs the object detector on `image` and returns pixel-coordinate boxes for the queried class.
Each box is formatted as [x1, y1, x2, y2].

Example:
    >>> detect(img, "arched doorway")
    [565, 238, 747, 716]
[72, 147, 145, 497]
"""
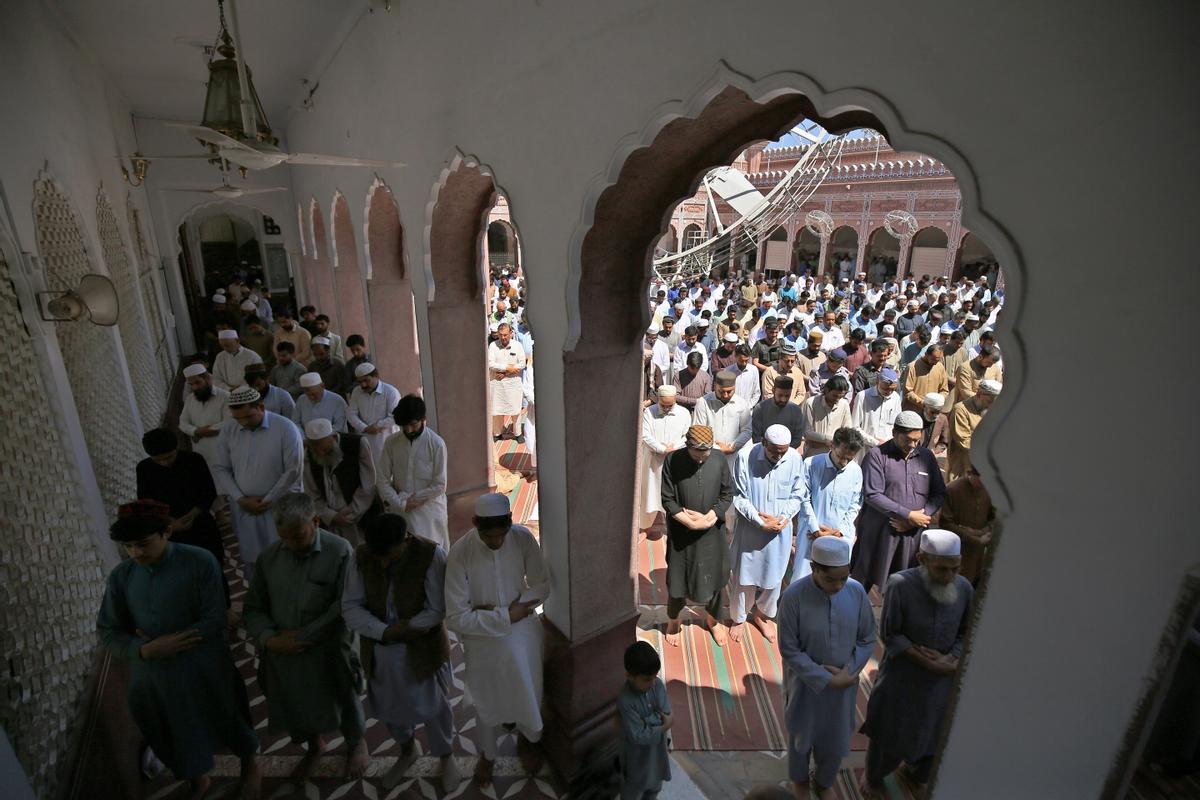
[952, 231, 1000, 283]
[365, 180, 420, 394]
[865, 226, 900, 280]
[681, 222, 703, 251]
[909, 225, 950, 279]
[654, 224, 678, 258]
[331, 193, 371, 353]
[486, 218, 519, 271]
[829, 225, 858, 275]
[794, 226, 820, 273]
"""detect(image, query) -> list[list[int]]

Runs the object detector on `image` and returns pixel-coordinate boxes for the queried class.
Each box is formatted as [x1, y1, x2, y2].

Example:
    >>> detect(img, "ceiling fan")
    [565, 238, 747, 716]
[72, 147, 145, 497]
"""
[161, 177, 287, 199]
[152, 0, 405, 175]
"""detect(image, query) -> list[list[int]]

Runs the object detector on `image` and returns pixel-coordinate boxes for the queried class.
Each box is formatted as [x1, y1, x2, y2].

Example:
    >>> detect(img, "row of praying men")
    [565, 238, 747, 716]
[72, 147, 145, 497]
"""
[649, 419, 980, 798]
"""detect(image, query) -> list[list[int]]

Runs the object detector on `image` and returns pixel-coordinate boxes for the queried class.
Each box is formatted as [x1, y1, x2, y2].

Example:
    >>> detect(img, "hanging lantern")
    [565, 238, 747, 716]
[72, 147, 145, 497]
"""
[200, 0, 277, 146]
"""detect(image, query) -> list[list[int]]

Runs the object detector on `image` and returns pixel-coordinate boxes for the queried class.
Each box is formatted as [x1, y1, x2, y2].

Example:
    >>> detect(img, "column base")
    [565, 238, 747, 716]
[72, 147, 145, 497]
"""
[540, 612, 641, 794]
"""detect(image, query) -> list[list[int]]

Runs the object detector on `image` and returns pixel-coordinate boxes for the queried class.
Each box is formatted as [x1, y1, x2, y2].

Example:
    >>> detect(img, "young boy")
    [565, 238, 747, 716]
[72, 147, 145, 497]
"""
[618, 641, 672, 800]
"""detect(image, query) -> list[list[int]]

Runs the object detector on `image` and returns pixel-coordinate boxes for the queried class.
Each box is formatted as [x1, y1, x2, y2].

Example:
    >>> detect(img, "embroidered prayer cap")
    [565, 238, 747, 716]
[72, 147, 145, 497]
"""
[723, 332, 739, 343]
[828, 348, 848, 362]
[879, 367, 899, 383]
[807, 329, 824, 340]
[923, 392, 946, 410]
[217, 329, 239, 340]
[354, 362, 377, 378]
[893, 410, 924, 431]
[183, 363, 208, 378]
[685, 425, 714, 450]
[304, 418, 334, 440]
[312, 336, 332, 347]
[811, 535, 851, 567]
[714, 370, 737, 388]
[212, 293, 226, 303]
[117, 498, 172, 522]
[239, 299, 256, 311]
[475, 492, 510, 517]
[764, 424, 791, 446]
[656, 384, 677, 397]
[227, 385, 261, 405]
[920, 529, 961, 557]
[141, 427, 178, 456]
[299, 372, 324, 388]
[781, 341, 799, 355]
[978, 379, 1002, 396]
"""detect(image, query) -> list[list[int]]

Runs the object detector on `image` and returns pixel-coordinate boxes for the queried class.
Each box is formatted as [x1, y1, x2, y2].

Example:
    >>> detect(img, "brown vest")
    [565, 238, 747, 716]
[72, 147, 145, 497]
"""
[354, 537, 450, 682]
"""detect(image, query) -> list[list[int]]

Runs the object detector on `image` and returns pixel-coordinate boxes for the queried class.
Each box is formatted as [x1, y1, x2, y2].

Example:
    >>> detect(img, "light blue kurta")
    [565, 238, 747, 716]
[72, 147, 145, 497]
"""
[341, 545, 453, 727]
[291, 389, 348, 433]
[262, 383, 295, 418]
[730, 444, 808, 588]
[777, 577, 875, 767]
[212, 411, 304, 569]
[794, 453, 864, 578]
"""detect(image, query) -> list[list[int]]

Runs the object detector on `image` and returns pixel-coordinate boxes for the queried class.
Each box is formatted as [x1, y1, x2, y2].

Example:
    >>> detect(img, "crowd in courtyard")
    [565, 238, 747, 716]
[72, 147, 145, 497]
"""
[95, 256, 1002, 800]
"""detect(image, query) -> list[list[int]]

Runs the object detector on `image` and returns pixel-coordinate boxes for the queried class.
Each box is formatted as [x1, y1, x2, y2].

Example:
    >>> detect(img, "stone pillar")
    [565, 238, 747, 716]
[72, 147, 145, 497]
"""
[855, 229, 869, 278]
[817, 234, 830, 276]
[897, 235, 913, 280]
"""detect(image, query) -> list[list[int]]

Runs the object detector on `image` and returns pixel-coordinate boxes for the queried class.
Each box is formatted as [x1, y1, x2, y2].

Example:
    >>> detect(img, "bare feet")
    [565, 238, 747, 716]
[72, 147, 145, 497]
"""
[728, 621, 746, 644]
[185, 774, 211, 800]
[749, 611, 777, 643]
[291, 736, 325, 779]
[705, 613, 727, 648]
[345, 738, 368, 779]
[474, 755, 495, 787]
[237, 756, 261, 800]
[664, 618, 682, 647]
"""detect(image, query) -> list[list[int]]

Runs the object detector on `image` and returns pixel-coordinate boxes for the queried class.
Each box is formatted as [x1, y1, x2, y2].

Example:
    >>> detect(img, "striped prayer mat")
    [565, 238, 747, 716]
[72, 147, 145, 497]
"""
[492, 437, 539, 530]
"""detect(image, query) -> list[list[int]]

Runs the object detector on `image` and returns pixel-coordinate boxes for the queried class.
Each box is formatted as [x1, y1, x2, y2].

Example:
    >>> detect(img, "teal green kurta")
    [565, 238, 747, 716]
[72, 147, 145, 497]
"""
[96, 543, 257, 779]
[243, 528, 364, 740]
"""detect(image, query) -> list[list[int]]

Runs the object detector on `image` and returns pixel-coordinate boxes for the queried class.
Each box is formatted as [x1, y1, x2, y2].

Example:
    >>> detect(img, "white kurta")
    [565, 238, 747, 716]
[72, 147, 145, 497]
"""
[376, 427, 449, 550]
[691, 393, 753, 473]
[177, 387, 230, 476]
[444, 526, 549, 730]
[211, 346, 263, 391]
[850, 386, 903, 463]
[522, 367, 537, 468]
[347, 380, 401, 466]
[488, 340, 527, 416]
[639, 403, 692, 526]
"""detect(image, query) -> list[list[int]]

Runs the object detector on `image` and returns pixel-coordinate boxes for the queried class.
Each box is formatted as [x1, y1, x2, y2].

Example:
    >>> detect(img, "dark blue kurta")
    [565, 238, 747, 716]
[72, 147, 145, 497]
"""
[96, 543, 256, 778]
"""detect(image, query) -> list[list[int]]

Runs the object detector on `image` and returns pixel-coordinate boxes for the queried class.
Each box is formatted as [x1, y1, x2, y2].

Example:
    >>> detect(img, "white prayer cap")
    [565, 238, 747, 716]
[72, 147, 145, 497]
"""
[923, 392, 946, 410]
[764, 424, 791, 446]
[696, 318, 710, 328]
[217, 329, 239, 340]
[312, 336, 331, 347]
[811, 536, 851, 567]
[212, 293, 226, 303]
[354, 362, 377, 378]
[657, 385, 677, 397]
[248, 294, 260, 303]
[978, 379, 1002, 396]
[299, 372, 323, 388]
[647, 325, 660, 335]
[723, 332, 739, 343]
[893, 410, 924, 431]
[965, 313, 980, 321]
[675, 301, 688, 311]
[183, 363, 208, 378]
[227, 385, 261, 405]
[239, 299, 256, 311]
[474, 492, 510, 517]
[941, 323, 956, 335]
[919, 529, 961, 557]
[304, 418, 334, 440]
[882, 324, 895, 334]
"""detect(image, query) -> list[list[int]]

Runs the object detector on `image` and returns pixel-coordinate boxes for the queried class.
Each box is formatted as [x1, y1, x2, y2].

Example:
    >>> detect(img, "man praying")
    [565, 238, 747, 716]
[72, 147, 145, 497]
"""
[301, 418, 381, 546]
[377, 394, 449, 550]
[291, 371, 348, 433]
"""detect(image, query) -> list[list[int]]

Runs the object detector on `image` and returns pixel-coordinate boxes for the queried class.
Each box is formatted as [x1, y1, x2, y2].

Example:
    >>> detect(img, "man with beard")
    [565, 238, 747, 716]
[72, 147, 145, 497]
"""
[730, 343, 762, 406]
[341, 335, 374, 396]
[270, 341, 307, 398]
[947, 379, 1001, 481]
[660, 425, 733, 648]
[651, 319, 676, 387]
[921, 392, 950, 457]
[799, 376, 852, 459]
[761, 341, 807, 402]
[178, 363, 229, 478]
[292, 371, 349, 433]
[312, 314, 343, 357]
[728, 424, 807, 644]
[213, 386, 304, 584]
[850, 411, 946, 594]
[342, 513, 461, 792]
[751, 376, 806, 448]
[671, 350, 711, 411]
[211, 329, 263, 392]
[850, 368, 902, 464]
[639, 385, 692, 534]
[709, 331, 740, 375]
[240, 317, 276, 368]
[489, 322, 528, 442]
[377, 394, 449, 550]
[778, 536, 875, 800]
[244, 364, 295, 419]
[860, 530, 973, 799]
[309, 336, 349, 397]
[852, 339, 889, 395]
[794, 427, 866, 581]
[347, 362, 401, 466]
[692, 371, 753, 477]
[272, 308, 312, 367]
[939, 464, 996, 585]
[302, 419, 382, 546]
[901, 343, 949, 414]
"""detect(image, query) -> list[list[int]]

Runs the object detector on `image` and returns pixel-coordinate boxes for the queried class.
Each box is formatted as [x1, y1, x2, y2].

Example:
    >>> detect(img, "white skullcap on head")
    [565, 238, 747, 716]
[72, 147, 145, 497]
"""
[941, 323, 956, 335]
[239, 299, 256, 311]
[299, 372, 323, 388]
[647, 325, 660, 335]
[304, 418, 334, 440]
[248, 294, 260, 303]
[311, 336, 331, 347]
[657, 384, 677, 397]
[183, 363, 208, 378]
[217, 329, 239, 340]
[811, 535, 851, 567]
[764, 424, 791, 446]
[882, 324, 895, 334]
[978, 379, 1002, 396]
[723, 332, 739, 343]
[965, 313, 980, 321]
[212, 293, 226, 303]
[354, 362, 377, 378]
[696, 318, 710, 327]
[675, 301, 687, 310]
[893, 410, 924, 430]
[923, 392, 946, 409]
[474, 492, 510, 517]
[920, 529, 961, 557]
